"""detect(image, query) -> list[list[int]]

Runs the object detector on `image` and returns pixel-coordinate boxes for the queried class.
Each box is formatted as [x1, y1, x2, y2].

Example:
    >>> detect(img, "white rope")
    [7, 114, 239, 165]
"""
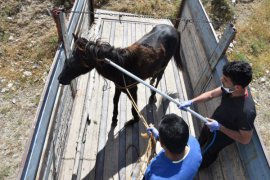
[103, 58, 208, 123]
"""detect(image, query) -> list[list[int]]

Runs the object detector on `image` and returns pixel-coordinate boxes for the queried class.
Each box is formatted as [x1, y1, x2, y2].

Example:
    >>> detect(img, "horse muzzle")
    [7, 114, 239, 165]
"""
[58, 75, 71, 85]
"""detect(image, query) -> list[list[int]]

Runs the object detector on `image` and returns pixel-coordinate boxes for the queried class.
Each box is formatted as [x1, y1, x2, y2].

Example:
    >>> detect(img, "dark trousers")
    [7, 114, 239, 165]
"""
[199, 126, 234, 169]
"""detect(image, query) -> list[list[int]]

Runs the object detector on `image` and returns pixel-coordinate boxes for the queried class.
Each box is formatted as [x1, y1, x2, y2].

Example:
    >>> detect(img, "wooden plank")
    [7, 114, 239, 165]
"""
[94, 80, 110, 179]
[173, 59, 196, 136]
[220, 144, 245, 180]
[80, 21, 104, 180]
[133, 23, 150, 179]
[159, 68, 170, 115]
[198, 168, 214, 180]
[194, 24, 236, 96]
[73, 71, 94, 180]
[59, 74, 89, 179]
[130, 22, 140, 179]
[103, 19, 119, 180]
[125, 22, 134, 180]
[178, 15, 202, 89]
[164, 61, 179, 116]
[186, 0, 218, 56]
[119, 92, 127, 180]
[180, 7, 210, 95]
[95, 20, 112, 179]
[72, 74, 92, 179]
[80, 70, 101, 179]
[103, 82, 117, 180]
[209, 159, 224, 180]
[178, 3, 209, 91]
[115, 20, 127, 180]
[95, 9, 169, 25]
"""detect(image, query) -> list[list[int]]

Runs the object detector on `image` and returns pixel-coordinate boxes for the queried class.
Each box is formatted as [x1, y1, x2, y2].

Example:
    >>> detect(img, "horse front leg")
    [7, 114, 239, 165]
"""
[112, 87, 121, 127]
[125, 86, 139, 127]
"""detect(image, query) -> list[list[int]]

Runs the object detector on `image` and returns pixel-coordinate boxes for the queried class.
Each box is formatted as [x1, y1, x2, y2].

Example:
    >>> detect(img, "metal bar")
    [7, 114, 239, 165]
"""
[103, 58, 208, 123]
[59, 12, 72, 59]
[88, 0, 94, 25]
[59, 12, 77, 96]
[19, 0, 86, 179]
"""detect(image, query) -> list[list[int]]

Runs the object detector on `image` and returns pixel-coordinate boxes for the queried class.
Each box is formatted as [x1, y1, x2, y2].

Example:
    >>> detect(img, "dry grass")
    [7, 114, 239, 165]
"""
[228, 0, 270, 78]
[96, 0, 181, 18]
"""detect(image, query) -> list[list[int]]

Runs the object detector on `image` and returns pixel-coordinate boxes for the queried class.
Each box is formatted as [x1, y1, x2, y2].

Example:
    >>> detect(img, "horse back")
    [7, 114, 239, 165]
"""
[136, 24, 179, 58]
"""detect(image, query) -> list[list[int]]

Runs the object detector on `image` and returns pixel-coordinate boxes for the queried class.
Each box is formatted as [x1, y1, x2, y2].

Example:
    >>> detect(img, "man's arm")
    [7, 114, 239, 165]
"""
[192, 87, 222, 104]
[219, 125, 253, 144]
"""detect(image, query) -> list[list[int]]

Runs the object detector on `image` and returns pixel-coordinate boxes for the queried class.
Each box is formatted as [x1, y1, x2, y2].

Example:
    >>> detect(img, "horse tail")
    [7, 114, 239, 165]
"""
[173, 31, 183, 70]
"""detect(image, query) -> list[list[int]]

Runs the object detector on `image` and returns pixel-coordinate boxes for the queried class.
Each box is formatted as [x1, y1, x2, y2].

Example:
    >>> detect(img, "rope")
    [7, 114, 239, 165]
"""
[122, 74, 158, 178]
[115, 81, 139, 90]
[122, 74, 149, 128]
[130, 138, 156, 178]
[202, 131, 217, 154]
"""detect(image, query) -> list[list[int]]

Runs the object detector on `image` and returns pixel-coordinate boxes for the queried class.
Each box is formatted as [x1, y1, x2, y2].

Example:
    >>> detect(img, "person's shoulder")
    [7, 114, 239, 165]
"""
[243, 90, 256, 119]
[188, 136, 199, 146]
[180, 136, 202, 178]
[187, 136, 202, 158]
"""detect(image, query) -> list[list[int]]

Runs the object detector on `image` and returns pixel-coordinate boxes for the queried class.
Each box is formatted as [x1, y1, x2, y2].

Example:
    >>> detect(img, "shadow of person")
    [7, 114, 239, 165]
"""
[81, 92, 179, 180]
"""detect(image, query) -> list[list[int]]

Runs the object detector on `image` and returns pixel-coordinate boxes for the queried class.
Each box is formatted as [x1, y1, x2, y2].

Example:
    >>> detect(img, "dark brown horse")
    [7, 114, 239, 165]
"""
[58, 24, 182, 127]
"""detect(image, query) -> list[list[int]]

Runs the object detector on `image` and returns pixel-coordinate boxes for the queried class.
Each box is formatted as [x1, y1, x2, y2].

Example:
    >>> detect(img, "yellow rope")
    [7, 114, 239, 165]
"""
[122, 75, 158, 178]
[122, 75, 149, 128]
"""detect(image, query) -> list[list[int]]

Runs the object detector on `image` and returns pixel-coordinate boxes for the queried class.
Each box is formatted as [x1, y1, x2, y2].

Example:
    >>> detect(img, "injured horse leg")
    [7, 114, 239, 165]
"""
[124, 86, 140, 127]
[111, 88, 121, 127]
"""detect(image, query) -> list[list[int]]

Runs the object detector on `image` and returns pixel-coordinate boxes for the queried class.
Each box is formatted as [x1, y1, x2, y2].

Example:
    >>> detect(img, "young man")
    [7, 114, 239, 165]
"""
[144, 113, 202, 180]
[179, 61, 256, 169]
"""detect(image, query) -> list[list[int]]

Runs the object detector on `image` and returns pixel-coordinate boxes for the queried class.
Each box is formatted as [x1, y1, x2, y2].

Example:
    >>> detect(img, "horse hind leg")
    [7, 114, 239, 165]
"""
[149, 70, 165, 104]
[124, 87, 140, 127]
[112, 88, 121, 127]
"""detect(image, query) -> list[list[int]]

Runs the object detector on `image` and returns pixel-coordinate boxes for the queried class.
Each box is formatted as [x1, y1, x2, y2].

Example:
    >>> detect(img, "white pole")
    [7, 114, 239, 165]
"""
[104, 58, 208, 123]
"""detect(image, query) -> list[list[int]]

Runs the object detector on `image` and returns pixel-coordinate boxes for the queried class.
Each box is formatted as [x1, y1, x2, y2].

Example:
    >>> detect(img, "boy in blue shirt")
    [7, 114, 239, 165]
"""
[144, 114, 202, 180]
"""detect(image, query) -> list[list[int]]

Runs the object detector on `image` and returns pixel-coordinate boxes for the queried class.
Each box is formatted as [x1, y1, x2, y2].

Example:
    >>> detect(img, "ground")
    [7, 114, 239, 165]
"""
[0, 0, 269, 179]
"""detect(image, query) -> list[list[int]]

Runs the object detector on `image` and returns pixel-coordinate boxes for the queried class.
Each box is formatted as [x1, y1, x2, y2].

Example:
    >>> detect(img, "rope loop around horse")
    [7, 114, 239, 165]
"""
[122, 74, 149, 128]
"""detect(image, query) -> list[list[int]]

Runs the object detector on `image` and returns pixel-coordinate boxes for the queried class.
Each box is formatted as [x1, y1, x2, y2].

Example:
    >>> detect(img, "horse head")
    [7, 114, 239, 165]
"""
[58, 34, 97, 85]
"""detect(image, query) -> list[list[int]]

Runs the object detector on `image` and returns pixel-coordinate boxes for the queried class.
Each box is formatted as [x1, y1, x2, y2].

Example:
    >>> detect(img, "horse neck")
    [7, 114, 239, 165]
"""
[94, 43, 127, 65]
[93, 44, 128, 83]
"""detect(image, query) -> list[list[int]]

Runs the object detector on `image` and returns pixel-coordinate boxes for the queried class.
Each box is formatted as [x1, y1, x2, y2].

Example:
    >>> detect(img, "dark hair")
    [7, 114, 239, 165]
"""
[158, 114, 189, 154]
[222, 61, 252, 87]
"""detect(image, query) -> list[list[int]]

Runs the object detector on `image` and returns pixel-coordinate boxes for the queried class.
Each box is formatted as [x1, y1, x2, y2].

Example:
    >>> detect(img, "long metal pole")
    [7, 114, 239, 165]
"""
[104, 58, 208, 123]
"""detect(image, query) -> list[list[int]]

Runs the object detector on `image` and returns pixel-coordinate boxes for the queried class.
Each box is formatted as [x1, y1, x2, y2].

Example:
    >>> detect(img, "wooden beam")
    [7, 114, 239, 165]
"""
[193, 23, 236, 95]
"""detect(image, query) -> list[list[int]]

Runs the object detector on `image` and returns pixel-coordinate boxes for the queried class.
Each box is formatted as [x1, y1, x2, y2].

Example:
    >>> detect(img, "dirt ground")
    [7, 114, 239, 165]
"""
[0, 0, 269, 179]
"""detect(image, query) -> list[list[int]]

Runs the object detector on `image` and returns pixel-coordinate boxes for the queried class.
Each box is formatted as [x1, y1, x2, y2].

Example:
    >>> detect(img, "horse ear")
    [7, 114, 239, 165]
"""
[73, 33, 78, 41]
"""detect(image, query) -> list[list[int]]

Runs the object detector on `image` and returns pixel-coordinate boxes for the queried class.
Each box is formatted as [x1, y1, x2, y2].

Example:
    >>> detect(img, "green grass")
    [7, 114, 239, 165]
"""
[228, 0, 270, 78]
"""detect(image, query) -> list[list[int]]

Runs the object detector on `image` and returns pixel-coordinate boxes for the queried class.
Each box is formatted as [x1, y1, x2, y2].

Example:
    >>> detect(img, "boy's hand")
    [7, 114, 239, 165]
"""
[147, 124, 159, 140]
[206, 118, 220, 132]
[178, 100, 193, 110]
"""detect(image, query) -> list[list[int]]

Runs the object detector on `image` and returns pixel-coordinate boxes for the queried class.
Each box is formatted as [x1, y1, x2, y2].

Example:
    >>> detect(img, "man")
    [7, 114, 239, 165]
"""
[144, 114, 202, 180]
[179, 61, 256, 169]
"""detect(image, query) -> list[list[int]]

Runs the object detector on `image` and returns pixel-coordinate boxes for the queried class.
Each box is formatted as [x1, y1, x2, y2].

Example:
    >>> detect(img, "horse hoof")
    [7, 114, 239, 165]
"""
[124, 119, 139, 127]
[149, 96, 157, 104]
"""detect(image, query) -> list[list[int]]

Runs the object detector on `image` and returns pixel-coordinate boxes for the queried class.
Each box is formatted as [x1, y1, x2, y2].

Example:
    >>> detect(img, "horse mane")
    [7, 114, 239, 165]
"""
[94, 40, 130, 66]
[95, 41, 166, 66]
[75, 37, 166, 68]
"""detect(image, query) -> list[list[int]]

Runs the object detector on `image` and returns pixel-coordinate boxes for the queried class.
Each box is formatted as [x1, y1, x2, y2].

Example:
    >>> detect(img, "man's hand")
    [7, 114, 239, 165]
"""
[178, 100, 193, 110]
[206, 118, 221, 132]
[147, 124, 159, 140]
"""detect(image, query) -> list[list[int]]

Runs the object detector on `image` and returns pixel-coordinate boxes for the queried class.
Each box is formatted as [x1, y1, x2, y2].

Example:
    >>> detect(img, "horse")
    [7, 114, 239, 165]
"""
[58, 24, 182, 127]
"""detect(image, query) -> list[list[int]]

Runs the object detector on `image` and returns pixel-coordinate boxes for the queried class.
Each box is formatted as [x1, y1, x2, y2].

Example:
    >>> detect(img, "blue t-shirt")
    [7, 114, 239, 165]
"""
[144, 136, 202, 180]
